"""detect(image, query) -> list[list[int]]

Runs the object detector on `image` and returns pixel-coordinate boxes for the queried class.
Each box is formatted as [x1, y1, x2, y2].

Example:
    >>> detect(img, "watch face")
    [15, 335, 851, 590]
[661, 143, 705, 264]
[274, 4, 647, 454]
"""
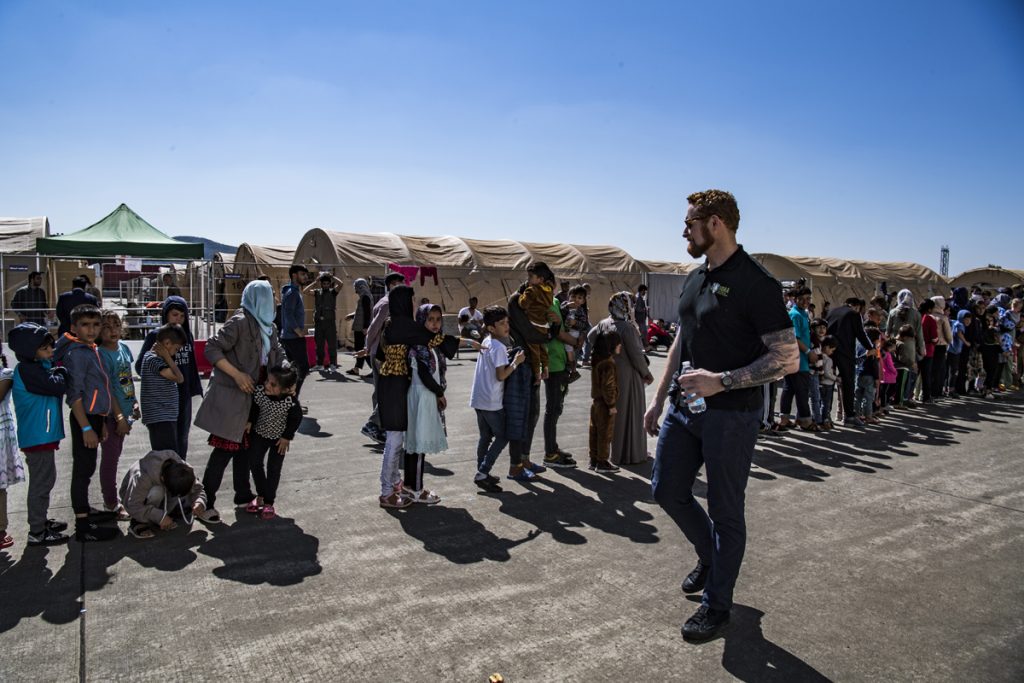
[722, 373, 733, 387]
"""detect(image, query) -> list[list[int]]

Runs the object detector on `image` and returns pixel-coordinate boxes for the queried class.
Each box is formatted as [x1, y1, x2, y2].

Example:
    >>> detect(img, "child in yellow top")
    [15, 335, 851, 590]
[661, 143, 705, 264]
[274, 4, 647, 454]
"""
[518, 262, 558, 381]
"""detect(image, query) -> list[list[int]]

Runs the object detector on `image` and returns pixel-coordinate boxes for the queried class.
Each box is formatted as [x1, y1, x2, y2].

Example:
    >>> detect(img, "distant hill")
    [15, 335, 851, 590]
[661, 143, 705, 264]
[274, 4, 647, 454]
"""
[173, 236, 237, 260]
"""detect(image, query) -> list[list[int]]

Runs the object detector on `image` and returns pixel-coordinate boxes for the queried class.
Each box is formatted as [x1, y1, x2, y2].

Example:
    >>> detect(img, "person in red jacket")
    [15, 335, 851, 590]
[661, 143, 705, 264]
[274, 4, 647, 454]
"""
[919, 299, 938, 403]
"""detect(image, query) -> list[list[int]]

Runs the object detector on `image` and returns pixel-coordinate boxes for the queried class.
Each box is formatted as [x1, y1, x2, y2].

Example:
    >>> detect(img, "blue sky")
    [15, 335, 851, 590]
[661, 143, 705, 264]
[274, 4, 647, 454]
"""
[1, 0, 1022, 273]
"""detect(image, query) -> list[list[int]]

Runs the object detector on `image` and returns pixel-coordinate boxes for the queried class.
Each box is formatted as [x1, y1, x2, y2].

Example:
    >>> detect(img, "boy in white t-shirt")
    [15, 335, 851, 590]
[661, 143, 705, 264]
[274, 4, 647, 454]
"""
[469, 306, 526, 492]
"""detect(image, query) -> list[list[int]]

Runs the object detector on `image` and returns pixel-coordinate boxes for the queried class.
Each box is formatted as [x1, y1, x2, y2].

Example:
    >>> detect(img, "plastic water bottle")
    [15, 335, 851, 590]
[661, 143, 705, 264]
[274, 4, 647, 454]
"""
[680, 361, 707, 414]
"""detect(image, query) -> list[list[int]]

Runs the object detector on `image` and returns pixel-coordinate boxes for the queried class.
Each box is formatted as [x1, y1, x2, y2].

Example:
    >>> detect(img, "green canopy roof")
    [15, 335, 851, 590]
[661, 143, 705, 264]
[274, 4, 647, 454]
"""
[35, 203, 205, 259]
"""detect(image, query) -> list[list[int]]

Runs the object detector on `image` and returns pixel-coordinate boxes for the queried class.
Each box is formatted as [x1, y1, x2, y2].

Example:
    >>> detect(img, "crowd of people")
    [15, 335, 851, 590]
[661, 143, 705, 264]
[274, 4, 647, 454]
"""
[1, 193, 1022, 642]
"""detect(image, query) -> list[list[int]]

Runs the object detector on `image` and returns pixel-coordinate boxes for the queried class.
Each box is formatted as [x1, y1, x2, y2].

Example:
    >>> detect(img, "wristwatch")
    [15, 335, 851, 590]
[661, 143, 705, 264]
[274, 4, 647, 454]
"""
[720, 371, 734, 391]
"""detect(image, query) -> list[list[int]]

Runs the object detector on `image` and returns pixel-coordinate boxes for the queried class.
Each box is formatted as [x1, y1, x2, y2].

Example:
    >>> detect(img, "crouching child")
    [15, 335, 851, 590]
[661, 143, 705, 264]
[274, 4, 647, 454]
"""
[119, 449, 207, 539]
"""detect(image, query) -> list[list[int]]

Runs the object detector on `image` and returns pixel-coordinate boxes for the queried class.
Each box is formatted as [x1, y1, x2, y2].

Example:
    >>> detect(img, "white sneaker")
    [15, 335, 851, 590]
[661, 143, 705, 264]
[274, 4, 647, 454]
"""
[197, 508, 222, 524]
[328, 365, 338, 372]
[311, 365, 323, 371]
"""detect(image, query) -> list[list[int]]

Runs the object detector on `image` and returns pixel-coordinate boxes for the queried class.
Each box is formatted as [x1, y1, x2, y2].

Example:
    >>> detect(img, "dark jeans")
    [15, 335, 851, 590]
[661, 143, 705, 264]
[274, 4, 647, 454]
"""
[70, 413, 106, 515]
[314, 318, 338, 367]
[833, 354, 856, 419]
[281, 337, 310, 397]
[475, 408, 509, 474]
[202, 447, 255, 510]
[652, 404, 761, 612]
[247, 434, 285, 505]
[779, 371, 811, 420]
[147, 421, 179, 453]
[820, 383, 835, 423]
[946, 351, 961, 394]
[931, 346, 947, 398]
[543, 370, 569, 455]
[353, 330, 367, 370]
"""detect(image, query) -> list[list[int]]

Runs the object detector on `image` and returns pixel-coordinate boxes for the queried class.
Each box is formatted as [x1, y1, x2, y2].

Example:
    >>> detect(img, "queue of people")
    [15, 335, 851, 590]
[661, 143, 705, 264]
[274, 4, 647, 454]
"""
[1, 191, 1021, 647]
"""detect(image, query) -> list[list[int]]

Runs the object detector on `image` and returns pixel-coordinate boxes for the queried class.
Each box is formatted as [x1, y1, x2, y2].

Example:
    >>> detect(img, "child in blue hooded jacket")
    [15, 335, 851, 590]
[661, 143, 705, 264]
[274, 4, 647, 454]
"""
[9, 323, 71, 545]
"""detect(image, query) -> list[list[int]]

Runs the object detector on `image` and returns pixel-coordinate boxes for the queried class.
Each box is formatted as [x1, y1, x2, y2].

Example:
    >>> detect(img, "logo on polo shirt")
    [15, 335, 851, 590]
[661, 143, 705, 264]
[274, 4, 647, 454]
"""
[710, 283, 731, 297]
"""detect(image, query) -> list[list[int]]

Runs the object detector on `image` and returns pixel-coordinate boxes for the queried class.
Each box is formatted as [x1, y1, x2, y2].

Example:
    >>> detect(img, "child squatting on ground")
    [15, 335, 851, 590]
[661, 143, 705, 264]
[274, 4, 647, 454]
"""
[119, 449, 207, 539]
[244, 364, 302, 520]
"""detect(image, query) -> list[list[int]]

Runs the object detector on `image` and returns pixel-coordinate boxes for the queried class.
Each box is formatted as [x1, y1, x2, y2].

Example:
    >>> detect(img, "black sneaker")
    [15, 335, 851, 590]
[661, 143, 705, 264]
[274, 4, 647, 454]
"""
[75, 521, 119, 542]
[543, 452, 578, 469]
[681, 559, 709, 593]
[682, 605, 730, 642]
[594, 461, 620, 474]
[28, 528, 70, 546]
[474, 474, 502, 492]
[86, 508, 117, 523]
[46, 519, 69, 533]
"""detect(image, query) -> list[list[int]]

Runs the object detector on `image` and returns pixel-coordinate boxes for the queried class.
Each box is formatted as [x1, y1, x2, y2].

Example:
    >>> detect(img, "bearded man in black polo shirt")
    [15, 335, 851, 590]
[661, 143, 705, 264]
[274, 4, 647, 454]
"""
[644, 189, 799, 642]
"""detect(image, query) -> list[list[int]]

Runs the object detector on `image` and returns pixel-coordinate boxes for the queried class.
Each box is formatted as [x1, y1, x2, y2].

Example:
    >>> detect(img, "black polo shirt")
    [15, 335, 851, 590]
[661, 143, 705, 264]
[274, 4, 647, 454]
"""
[677, 245, 791, 411]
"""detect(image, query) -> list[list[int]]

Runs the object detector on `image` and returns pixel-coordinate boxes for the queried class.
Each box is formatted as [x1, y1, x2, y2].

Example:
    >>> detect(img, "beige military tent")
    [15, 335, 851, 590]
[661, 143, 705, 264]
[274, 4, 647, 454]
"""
[288, 229, 652, 343]
[948, 267, 1024, 292]
[233, 243, 296, 294]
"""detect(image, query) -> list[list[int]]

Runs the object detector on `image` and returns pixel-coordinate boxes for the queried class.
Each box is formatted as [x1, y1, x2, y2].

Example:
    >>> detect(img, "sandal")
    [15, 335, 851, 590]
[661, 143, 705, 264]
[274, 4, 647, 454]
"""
[379, 492, 412, 509]
[406, 489, 441, 505]
[798, 423, 820, 432]
[1, 534, 13, 549]
[245, 497, 264, 514]
[105, 503, 132, 522]
[260, 505, 277, 520]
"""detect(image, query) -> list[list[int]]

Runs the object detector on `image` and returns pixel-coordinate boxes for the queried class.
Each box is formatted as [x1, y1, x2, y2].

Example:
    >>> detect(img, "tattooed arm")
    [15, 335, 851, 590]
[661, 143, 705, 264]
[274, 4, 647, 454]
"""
[675, 327, 799, 400]
[730, 328, 800, 390]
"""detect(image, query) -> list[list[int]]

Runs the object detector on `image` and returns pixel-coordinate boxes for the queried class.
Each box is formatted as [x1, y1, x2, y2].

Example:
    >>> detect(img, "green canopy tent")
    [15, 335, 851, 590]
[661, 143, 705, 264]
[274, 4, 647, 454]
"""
[35, 203, 205, 259]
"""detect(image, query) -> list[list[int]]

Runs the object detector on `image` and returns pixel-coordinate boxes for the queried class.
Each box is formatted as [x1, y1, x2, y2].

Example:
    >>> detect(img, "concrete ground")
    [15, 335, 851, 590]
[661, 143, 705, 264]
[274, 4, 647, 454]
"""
[2, 351, 1023, 682]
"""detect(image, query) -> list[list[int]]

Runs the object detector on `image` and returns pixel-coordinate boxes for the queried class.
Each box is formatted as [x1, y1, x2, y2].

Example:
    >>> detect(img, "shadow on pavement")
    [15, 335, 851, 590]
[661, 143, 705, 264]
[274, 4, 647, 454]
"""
[0, 546, 80, 633]
[489, 474, 659, 545]
[297, 417, 332, 438]
[387, 506, 541, 563]
[721, 604, 832, 682]
[198, 516, 321, 585]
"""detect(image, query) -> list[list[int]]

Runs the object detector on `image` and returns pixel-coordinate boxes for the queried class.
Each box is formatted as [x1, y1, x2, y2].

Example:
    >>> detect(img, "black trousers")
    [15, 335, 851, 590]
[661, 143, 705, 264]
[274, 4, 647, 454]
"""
[930, 346, 947, 398]
[70, 413, 106, 515]
[202, 447, 255, 509]
[981, 346, 1002, 391]
[353, 330, 367, 370]
[543, 370, 569, 455]
[247, 434, 286, 506]
[834, 354, 856, 419]
[918, 356, 933, 401]
[404, 451, 425, 491]
[956, 350, 971, 395]
[946, 351, 961, 395]
[314, 318, 337, 367]
[147, 421, 179, 453]
[282, 337, 310, 397]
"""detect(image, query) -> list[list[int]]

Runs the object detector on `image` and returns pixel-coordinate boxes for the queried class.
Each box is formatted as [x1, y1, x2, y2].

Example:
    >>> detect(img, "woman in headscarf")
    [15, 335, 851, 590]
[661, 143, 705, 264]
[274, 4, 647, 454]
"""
[347, 278, 374, 376]
[586, 292, 654, 466]
[193, 280, 287, 523]
[930, 296, 952, 399]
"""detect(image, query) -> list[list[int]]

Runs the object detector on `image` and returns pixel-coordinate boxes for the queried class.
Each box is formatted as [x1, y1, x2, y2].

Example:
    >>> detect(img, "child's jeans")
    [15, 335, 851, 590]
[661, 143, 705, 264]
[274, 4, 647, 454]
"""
[380, 431, 404, 497]
[819, 383, 835, 424]
[100, 415, 125, 509]
[475, 409, 508, 475]
[809, 375, 822, 424]
[856, 375, 877, 417]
